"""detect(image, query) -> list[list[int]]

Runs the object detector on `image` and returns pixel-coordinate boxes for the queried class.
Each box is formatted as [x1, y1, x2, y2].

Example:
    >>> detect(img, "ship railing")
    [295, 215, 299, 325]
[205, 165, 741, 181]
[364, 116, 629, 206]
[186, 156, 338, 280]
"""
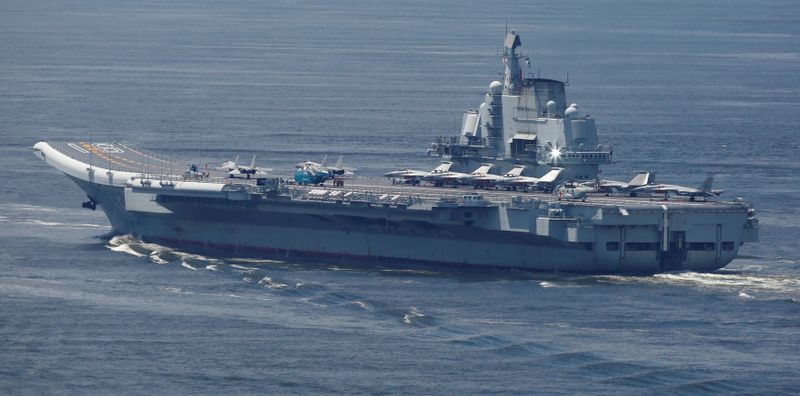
[286, 182, 518, 208]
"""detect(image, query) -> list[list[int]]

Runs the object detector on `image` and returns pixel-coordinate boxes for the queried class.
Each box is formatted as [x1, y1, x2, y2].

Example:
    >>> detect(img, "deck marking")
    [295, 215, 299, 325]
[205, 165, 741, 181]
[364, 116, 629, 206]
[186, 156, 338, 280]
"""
[67, 143, 89, 154]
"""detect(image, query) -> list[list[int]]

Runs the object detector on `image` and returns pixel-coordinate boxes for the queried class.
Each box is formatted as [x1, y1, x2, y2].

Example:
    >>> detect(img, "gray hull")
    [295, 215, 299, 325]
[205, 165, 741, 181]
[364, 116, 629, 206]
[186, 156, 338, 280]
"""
[76, 178, 597, 272]
[70, 176, 748, 274]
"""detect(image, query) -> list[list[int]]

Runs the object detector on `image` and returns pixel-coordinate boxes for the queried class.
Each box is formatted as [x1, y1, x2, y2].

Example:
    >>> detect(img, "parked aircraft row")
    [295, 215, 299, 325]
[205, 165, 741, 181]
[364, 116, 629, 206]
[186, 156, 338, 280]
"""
[385, 163, 723, 201]
[211, 156, 722, 201]
[579, 172, 723, 201]
[208, 154, 353, 186]
[216, 154, 272, 179]
[384, 162, 563, 192]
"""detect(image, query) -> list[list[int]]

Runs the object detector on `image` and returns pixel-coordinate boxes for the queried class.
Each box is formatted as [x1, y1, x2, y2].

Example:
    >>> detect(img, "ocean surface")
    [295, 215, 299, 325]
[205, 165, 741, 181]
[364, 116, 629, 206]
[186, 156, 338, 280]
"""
[2, 0, 799, 393]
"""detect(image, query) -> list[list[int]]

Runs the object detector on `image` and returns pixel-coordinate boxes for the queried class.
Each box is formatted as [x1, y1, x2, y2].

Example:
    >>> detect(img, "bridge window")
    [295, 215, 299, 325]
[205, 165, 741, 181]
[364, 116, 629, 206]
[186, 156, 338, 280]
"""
[687, 242, 715, 251]
[625, 242, 660, 251]
[606, 242, 619, 251]
[721, 241, 735, 251]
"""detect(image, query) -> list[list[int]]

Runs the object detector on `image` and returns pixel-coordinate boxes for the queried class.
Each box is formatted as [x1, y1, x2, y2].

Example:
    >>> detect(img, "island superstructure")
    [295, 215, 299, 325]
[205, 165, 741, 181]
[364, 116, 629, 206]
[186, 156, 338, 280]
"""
[31, 33, 758, 274]
[429, 31, 612, 180]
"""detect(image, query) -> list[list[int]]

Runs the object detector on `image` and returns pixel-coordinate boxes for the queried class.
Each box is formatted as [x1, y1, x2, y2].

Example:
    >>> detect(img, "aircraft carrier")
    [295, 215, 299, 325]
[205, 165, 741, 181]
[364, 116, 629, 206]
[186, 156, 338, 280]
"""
[31, 32, 759, 274]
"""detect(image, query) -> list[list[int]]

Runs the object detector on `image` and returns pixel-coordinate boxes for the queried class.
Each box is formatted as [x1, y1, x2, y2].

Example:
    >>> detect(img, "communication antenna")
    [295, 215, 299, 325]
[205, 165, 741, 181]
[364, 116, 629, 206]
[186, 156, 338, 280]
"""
[87, 130, 95, 182]
[89, 130, 93, 170]
[525, 57, 532, 78]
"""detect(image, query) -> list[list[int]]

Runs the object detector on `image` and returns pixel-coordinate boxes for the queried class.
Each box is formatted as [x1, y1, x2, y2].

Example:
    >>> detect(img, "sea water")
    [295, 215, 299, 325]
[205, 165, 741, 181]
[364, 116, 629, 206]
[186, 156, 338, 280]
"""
[1, 0, 798, 393]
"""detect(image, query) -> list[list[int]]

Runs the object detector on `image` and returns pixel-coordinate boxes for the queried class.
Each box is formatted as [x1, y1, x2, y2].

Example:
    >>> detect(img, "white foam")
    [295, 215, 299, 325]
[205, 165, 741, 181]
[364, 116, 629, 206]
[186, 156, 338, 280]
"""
[738, 292, 755, 299]
[181, 262, 198, 271]
[21, 220, 109, 229]
[299, 297, 327, 307]
[599, 272, 800, 296]
[149, 252, 169, 265]
[108, 243, 146, 257]
[258, 276, 288, 289]
[351, 301, 372, 311]
[655, 272, 800, 293]
[230, 258, 284, 265]
[380, 269, 438, 275]
[230, 264, 257, 273]
[108, 234, 139, 247]
[3, 204, 59, 212]
[205, 265, 219, 271]
[139, 242, 167, 252]
[403, 306, 425, 324]
[538, 280, 582, 288]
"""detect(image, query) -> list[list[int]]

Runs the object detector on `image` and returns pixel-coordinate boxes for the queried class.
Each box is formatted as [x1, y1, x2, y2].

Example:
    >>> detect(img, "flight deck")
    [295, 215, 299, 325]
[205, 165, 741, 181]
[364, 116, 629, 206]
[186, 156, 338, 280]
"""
[47, 141, 747, 211]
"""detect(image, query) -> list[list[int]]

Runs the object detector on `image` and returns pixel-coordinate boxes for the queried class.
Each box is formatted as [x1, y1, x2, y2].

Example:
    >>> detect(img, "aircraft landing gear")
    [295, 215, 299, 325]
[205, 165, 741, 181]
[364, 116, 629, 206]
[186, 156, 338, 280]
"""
[81, 195, 97, 211]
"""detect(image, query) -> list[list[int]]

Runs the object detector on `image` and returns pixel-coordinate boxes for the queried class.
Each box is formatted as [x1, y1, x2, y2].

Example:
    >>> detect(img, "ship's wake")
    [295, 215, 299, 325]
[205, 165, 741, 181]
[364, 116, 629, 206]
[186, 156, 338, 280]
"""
[104, 234, 439, 327]
[107, 235, 221, 268]
[597, 271, 800, 301]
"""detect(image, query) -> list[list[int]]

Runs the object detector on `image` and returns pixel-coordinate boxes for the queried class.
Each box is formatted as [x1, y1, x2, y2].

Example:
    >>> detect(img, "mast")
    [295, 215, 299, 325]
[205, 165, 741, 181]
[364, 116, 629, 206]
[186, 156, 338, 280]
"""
[503, 31, 523, 95]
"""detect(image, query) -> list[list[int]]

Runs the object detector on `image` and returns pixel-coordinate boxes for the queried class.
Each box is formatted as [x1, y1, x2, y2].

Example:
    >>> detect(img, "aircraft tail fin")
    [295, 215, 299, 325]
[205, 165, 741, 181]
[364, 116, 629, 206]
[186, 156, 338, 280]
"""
[628, 171, 654, 187]
[504, 165, 525, 177]
[538, 167, 563, 184]
[334, 155, 343, 169]
[700, 176, 714, 193]
[471, 164, 492, 176]
[432, 162, 453, 173]
[250, 155, 256, 169]
[320, 154, 328, 168]
[233, 154, 239, 170]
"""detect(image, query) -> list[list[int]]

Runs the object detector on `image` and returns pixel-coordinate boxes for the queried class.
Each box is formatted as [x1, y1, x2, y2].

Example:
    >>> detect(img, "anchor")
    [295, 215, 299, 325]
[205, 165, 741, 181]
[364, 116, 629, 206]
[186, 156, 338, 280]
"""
[81, 195, 97, 211]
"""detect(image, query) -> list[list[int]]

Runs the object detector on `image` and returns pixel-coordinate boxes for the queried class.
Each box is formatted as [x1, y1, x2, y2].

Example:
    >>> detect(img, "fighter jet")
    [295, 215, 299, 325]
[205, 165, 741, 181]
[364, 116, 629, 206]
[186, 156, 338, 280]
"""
[383, 168, 429, 185]
[454, 164, 494, 185]
[496, 167, 563, 192]
[217, 154, 272, 179]
[384, 163, 494, 187]
[421, 162, 463, 186]
[469, 165, 526, 189]
[582, 171, 655, 196]
[631, 176, 723, 201]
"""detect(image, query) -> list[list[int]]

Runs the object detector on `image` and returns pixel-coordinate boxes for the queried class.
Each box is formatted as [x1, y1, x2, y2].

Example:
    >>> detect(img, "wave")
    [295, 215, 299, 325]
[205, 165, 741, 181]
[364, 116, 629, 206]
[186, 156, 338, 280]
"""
[654, 272, 800, 294]
[10, 219, 110, 229]
[447, 334, 507, 348]
[538, 280, 585, 289]
[107, 234, 222, 269]
[0, 203, 60, 212]
[101, 234, 450, 329]
[349, 301, 372, 311]
[229, 258, 286, 265]
[402, 306, 432, 326]
[598, 271, 800, 300]
[258, 276, 288, 289]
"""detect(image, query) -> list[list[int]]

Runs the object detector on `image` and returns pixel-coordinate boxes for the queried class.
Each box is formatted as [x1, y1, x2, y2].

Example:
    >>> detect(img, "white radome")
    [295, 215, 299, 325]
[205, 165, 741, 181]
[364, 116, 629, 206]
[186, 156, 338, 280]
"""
[489, 81, 503, 95]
